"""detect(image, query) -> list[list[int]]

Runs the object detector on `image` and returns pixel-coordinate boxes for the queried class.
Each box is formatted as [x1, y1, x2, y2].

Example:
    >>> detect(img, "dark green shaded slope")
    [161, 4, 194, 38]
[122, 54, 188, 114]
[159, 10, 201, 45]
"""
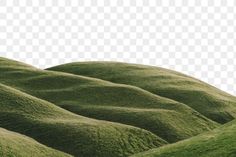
[0, 83, 165, 157]
[0, 128, 71, 157]
[0, 57, 218, 143]
[48, 61, 236, 124]
[132, 119, 236, 157]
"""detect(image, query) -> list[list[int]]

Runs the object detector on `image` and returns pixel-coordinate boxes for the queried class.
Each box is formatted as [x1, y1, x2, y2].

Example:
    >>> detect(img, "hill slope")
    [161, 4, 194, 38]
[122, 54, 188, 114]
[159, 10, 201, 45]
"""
[0, 57, 218, 143]
[48, 61, 236, 124]
[132, 119, 236, 157]
[0, 83, 166, 157]
[0, 128, 70, 157]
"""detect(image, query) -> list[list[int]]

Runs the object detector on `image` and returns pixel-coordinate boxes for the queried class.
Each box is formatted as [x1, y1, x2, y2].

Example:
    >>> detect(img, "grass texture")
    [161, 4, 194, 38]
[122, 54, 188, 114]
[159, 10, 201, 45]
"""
[0, 57, 235, 157]
[0, 128, 71, 157]
[132, 119, 236, 157]
[0, 83, 165, 157]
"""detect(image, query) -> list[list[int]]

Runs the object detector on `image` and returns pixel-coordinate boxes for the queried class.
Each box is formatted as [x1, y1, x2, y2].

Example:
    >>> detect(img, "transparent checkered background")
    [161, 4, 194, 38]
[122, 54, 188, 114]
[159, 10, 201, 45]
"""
[0, 0, 236, 95]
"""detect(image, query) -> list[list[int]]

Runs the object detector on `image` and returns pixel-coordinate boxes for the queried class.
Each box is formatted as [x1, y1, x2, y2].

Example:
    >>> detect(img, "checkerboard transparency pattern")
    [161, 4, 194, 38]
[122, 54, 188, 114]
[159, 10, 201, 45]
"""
[0, 0, 236, 95]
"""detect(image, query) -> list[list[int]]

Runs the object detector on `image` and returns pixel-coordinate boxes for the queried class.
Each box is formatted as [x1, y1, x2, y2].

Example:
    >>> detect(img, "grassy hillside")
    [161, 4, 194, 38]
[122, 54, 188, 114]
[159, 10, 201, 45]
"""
[0, 128, 70, 157]
[132, 119, 236, 157]
[48, 61, 236, 124]
[0, 57, 218, 143]
[0, 83, 166, 157]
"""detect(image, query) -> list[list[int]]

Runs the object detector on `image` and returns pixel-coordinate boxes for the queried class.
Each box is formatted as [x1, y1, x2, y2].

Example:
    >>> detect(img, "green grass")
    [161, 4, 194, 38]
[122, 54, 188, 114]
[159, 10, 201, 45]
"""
[1, 57, 236, 157]
[0, 128, 71, 157]
[48, 61, 236, 124]
[0, 83, 166, 157]
[0, 57, 218, 143]
[131, 119, 236, 157]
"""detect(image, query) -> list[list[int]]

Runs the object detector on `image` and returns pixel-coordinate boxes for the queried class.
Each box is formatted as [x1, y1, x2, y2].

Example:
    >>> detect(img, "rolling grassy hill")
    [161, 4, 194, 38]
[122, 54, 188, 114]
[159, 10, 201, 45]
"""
[131, 119, 236, 157]
[0, 128, 71, 157]
[1, 57, 235, 157]
[48, 61, 236, 124]
[0, 57, 218, 143]
[0, 83, 166, 157]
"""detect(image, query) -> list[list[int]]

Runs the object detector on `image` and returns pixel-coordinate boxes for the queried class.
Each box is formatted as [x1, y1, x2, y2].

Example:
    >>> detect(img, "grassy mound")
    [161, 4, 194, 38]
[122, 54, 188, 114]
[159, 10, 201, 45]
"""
[0, 57, 218, 143]
[48, 61, 236, 124]
[0, 128, 70, 157]
[132, 119, 236, 157]
[0, 83, 166, 157]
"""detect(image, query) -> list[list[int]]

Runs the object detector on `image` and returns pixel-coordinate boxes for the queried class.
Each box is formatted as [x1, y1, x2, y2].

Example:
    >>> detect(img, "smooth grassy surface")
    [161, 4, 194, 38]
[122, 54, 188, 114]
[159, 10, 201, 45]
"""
[0, 83, 166, 157]
[0, 128, 71, 157]
[48, 61, 236, 124]
[131, 119, 236, 157]
[0, 57, 218, 143]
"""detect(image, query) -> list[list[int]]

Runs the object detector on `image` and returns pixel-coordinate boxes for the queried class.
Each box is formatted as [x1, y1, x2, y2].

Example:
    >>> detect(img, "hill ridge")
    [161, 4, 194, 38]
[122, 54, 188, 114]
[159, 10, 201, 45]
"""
[0, 57, 219, 143]
[47, 61, 236, 124]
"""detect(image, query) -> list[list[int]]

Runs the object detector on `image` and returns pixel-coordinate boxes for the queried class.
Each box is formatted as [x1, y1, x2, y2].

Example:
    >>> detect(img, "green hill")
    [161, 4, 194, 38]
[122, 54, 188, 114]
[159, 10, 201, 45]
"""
[131, 119, 236, 157]
[48, 61, 236, 124]
[1, 57, 236, 157]
[0, 83, 166, 157]
[0, 128, 70, 157]
[0, 57, 218, 143]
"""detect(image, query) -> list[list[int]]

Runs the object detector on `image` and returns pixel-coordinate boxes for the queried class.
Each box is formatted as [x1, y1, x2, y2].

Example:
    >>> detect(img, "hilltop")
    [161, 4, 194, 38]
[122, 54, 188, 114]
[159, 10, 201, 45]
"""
[48, 61, 236, 124]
